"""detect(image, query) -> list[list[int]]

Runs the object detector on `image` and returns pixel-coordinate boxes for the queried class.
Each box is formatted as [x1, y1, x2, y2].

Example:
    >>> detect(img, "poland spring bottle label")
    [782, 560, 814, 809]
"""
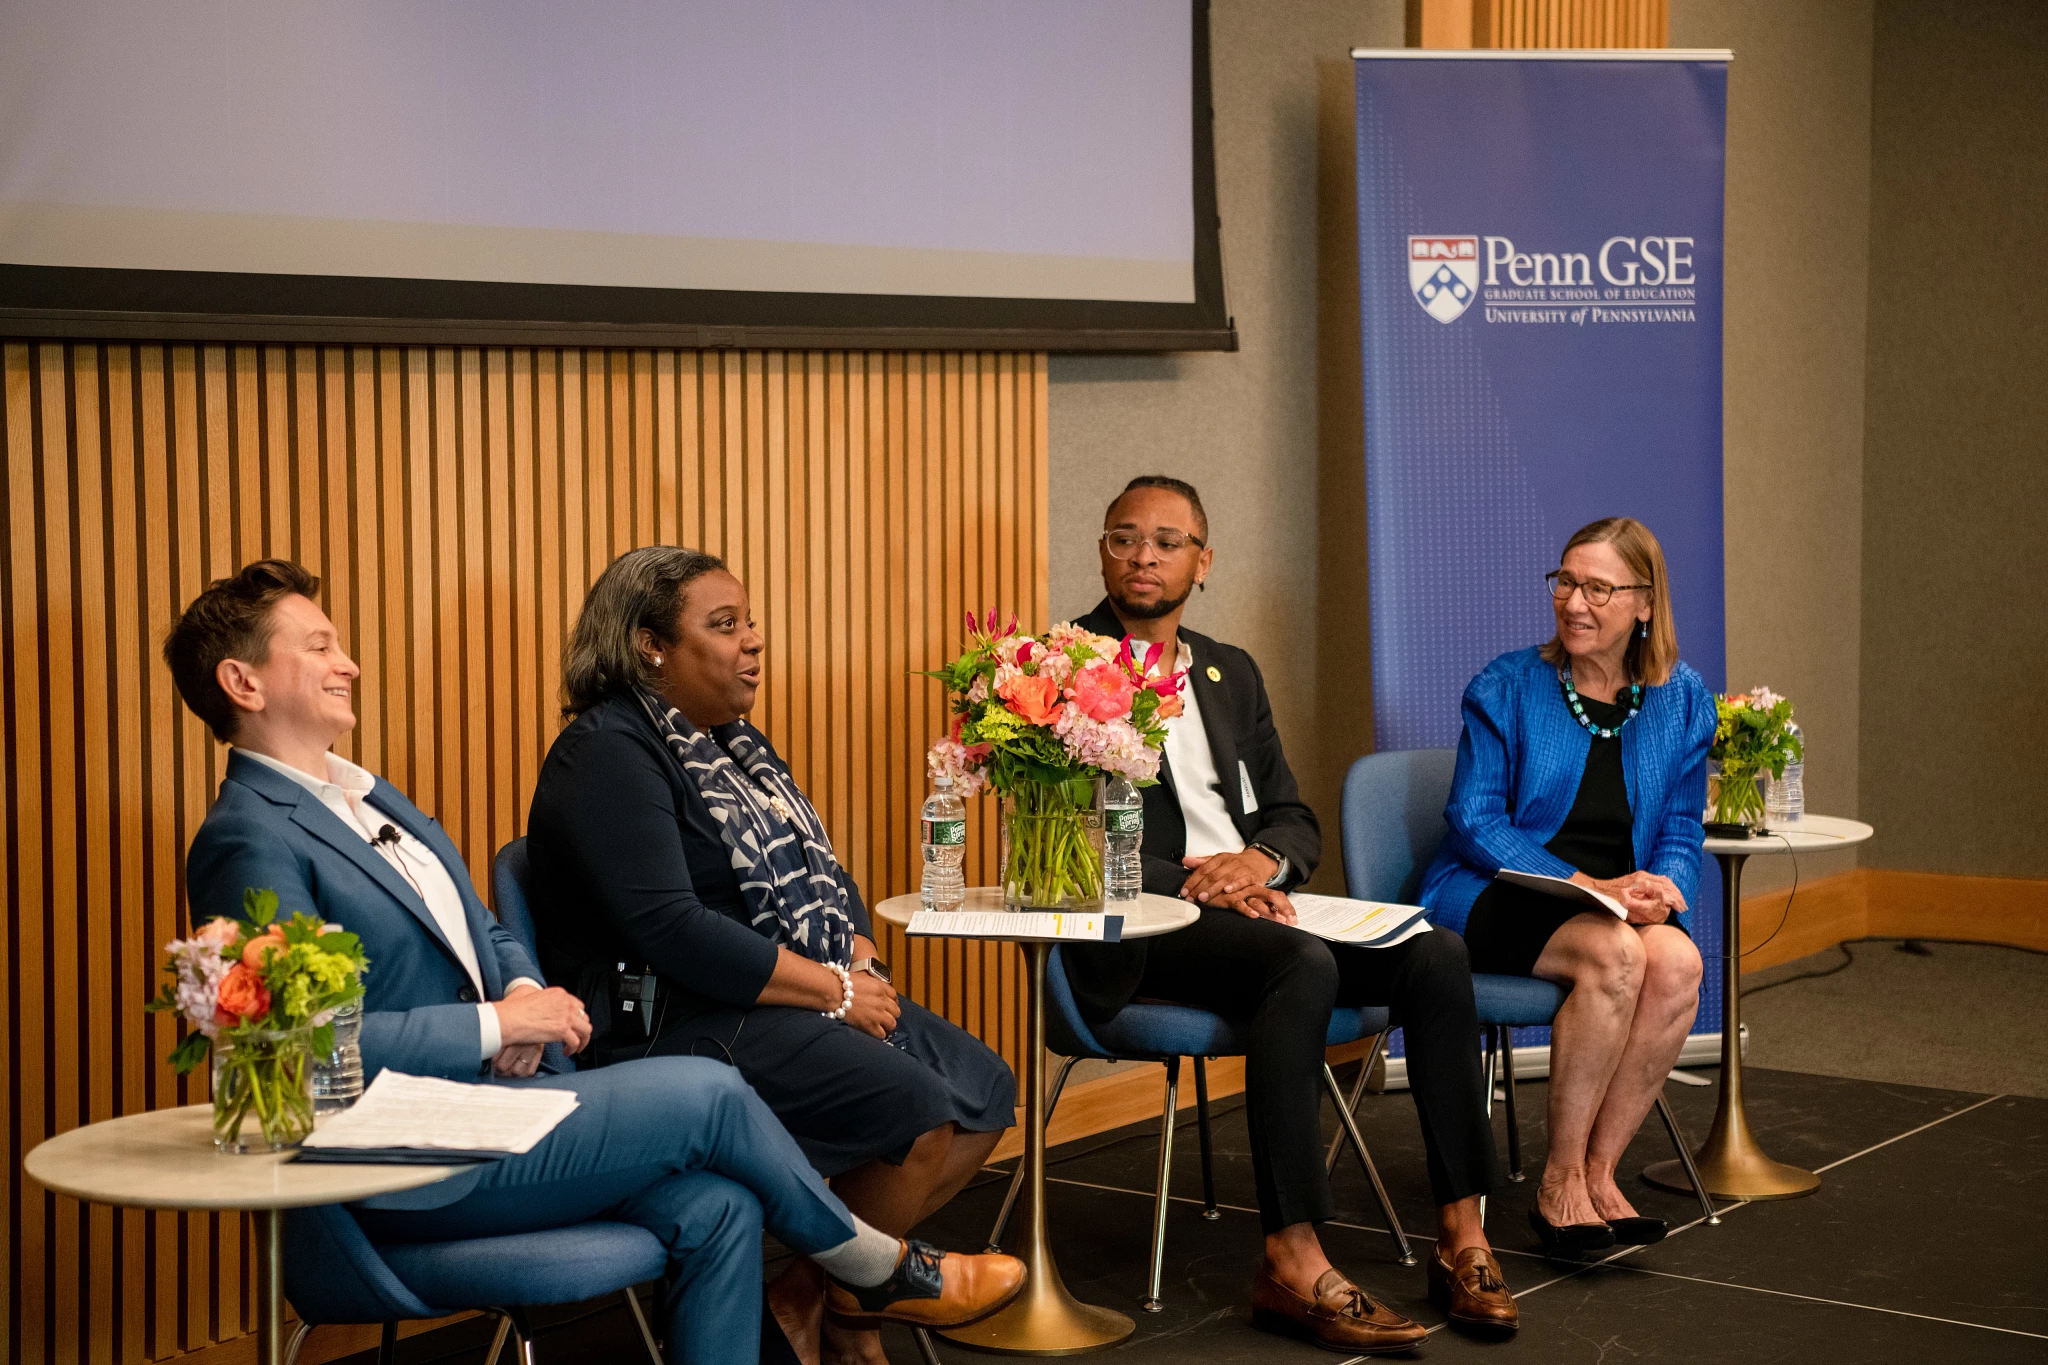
[922, 817, 966, 846]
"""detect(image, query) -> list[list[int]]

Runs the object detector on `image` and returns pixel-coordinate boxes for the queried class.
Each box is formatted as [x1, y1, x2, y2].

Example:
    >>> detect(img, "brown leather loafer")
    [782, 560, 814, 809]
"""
[1250, 1266, 1428, 1355]
[1428, 1244, 1519, 1334]
[825, 1240, 1026, 1329]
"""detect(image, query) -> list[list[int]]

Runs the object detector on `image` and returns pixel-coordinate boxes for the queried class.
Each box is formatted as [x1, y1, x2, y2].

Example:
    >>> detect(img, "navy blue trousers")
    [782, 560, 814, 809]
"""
[353, 1057, 855, 1364]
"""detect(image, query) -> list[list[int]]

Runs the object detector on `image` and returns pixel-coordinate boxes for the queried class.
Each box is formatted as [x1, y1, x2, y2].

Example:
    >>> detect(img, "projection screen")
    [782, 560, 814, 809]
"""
[0, 0, 1231, 350]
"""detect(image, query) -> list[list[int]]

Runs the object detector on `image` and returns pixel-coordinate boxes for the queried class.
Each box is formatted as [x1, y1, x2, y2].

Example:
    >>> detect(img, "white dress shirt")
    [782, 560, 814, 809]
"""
[1130, 638, 1288, 884]
[238, 748, 535, 1060]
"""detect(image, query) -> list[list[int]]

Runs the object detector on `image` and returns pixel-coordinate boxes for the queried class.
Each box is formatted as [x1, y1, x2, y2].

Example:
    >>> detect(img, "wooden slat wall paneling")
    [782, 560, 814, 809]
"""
[1468, 0, 1669, 48]
[0, 342, 1048, 1363]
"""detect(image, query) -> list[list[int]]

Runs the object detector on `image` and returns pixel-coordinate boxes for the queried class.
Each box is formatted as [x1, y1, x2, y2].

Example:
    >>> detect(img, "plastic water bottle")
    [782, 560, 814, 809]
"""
[1765, 722, 1804, 827]
[1102, 774, 1144, 904]
[920, 775, 967, 910]
[312, 999, 365, 1119]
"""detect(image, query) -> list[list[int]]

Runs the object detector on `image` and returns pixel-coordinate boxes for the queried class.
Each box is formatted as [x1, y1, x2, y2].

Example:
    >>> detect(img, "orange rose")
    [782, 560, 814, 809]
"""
[242, 929, 287, 971]
[998, 673, 1063, 727]
[215, 964, 272, 1026]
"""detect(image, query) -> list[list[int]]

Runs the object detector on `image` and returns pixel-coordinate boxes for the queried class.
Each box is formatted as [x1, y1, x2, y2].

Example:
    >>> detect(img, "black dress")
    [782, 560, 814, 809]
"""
[1464, 692, 1639, 977]
[524, 693, 1014, 1177]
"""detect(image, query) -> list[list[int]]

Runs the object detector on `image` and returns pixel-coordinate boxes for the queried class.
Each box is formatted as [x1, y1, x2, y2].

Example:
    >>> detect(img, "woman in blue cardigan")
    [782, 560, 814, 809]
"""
[1421, 517, 1712, 1257]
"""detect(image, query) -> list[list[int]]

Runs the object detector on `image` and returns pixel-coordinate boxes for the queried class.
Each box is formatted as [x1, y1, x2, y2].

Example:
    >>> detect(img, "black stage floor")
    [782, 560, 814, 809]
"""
[340, 1064, 2046, 1364]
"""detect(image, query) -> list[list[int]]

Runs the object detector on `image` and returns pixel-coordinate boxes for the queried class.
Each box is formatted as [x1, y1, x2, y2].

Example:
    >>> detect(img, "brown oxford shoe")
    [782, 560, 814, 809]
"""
[824, 1240, 1026, 1330]
[1250, 1266, 1429, 1355]
[1428, 1243, 1520, 1334]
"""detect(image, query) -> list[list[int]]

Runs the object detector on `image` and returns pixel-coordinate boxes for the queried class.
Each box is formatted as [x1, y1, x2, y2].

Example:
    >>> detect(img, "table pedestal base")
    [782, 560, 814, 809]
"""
[941, 942, 1134, 1356]
[1641, 850, 1820, 1203]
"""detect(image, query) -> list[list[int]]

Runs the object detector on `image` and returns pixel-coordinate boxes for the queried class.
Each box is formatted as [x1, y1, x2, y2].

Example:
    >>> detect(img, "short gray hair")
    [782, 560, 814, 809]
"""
[562, 546, 725, 718]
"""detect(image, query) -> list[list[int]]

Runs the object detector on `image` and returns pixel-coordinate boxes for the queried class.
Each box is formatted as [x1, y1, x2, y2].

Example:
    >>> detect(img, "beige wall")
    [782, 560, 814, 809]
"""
[1672, 0, 1874, 891]
[1047, 0, 1400, 889]
[1049, 0, 1881, 892]
[1858, 0, 2048, 877]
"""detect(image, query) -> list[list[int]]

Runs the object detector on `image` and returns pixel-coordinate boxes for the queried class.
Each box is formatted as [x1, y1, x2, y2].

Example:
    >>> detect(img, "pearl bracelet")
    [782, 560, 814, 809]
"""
[822, 962, 854, 1021]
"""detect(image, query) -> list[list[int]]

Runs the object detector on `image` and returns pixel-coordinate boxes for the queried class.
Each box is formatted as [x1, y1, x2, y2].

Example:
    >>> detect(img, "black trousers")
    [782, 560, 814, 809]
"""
[1135, 911, 1496, 1233]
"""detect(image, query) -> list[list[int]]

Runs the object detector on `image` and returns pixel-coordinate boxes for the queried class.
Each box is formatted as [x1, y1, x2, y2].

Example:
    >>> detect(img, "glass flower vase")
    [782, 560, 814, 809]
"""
[212, 1026, 318, 1153]
[1707, 761, 1767, 833]
[999, 776, 1104, 910]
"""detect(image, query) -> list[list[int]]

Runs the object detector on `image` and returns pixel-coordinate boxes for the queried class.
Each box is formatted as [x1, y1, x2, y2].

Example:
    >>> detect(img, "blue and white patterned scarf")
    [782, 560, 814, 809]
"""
[636, 688, 857, 966]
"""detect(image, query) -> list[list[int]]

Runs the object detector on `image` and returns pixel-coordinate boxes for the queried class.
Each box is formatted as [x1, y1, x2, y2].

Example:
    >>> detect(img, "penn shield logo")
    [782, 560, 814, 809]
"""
[1409, 235, 1479, 323]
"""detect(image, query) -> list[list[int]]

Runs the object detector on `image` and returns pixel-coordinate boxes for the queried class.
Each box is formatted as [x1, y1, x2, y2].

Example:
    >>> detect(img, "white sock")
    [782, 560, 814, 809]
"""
[811, 1219, 904, 1287]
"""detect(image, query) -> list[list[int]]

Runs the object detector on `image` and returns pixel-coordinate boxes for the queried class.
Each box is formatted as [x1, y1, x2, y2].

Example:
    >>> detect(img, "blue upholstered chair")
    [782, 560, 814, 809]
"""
[986, 947, 1416, 1313]
[1336, 749, 1715, 1225]
[283, 1200, 666, 1365]
[274, 837, 667, 1365]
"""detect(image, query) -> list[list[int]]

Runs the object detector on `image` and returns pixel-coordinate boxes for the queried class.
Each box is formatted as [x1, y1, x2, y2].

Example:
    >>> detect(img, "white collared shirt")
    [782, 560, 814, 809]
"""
[238, 748, 533, 1060]
[1129, 639, 1288, 884]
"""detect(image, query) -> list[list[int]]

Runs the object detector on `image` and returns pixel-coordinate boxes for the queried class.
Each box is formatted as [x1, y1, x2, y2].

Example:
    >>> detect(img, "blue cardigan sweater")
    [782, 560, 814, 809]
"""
[1419, 646, 1715, 935]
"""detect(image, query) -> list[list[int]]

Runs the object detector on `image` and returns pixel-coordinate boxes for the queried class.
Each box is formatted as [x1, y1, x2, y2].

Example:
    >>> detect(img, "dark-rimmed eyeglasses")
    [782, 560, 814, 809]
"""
[1546, 570, 1650, 607]
[1102, 530, 1206, 560]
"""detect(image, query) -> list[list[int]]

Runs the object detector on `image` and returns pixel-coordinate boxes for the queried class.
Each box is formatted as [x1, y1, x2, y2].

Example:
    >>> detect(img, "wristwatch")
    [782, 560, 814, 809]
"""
[850, 957, 892, 985]
[1248, 841, 1288, 887]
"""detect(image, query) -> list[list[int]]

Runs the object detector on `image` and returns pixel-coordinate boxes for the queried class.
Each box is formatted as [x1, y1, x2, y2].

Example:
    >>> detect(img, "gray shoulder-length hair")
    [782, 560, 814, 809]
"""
[562, 545, 726, 718]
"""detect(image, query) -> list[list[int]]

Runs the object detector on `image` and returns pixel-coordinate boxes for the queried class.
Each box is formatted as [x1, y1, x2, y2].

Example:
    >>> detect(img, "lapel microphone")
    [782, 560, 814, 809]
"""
[374, 824, 403, 849]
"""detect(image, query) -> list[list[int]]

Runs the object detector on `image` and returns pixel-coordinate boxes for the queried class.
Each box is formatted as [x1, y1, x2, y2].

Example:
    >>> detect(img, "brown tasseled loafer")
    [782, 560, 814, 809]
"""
[824, 1240, 1026, 1330]
[1428, 1243, 1520, 1334]
[1250, 1266, 1429, 1354]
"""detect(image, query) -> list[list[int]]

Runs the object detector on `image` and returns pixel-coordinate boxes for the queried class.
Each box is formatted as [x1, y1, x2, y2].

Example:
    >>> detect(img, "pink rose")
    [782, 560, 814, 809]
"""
[1069, 660, 1136, 723]
[193, 918, 241, 950]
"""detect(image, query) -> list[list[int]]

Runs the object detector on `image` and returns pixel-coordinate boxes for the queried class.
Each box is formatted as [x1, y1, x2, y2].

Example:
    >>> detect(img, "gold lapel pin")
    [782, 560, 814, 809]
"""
[1206, 665, 1222, 682]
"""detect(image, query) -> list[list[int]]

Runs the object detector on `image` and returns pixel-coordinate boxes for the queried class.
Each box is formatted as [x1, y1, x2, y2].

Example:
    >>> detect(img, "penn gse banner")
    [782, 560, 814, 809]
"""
[1354, 50, 1732, 1042]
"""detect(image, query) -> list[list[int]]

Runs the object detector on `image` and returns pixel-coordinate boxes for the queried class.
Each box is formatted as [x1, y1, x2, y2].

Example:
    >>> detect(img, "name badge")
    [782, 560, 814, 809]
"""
[1239, 761, 1259, 814]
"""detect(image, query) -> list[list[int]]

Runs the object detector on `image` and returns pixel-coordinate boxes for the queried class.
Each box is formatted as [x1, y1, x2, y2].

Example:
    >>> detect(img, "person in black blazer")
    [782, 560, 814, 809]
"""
[525, 546, 1019, 1365]
[1062, 478, 1515, 1349]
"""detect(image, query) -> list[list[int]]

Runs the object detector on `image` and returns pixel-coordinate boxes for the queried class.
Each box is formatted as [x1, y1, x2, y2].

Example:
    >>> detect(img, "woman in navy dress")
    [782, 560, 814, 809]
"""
[1421, 517, 1712, 1256]
[526, 546, 1014, 1365]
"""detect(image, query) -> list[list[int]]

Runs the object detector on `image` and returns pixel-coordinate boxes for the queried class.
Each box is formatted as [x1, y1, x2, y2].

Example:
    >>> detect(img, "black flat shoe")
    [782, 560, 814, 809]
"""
[1604, 1216, 1666, 1246]
[1528, 1207, 1615, 1257]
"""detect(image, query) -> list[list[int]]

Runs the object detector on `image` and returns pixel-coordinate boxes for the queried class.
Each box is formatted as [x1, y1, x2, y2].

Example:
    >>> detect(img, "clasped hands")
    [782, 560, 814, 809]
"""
[1180, 849, 1296, 926]
[491, 982, 592, 1077]
[1575, 869, 1687, 925]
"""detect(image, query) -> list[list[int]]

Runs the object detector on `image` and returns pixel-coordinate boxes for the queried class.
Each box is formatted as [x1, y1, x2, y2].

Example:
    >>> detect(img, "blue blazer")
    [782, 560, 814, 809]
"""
[1419, 646, 1715, 935]
[185, 749, 545, 1084]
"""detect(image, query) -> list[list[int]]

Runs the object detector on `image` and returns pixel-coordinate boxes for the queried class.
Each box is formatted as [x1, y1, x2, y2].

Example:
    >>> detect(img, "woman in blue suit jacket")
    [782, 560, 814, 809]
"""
[1420, 518, 1712, 1256]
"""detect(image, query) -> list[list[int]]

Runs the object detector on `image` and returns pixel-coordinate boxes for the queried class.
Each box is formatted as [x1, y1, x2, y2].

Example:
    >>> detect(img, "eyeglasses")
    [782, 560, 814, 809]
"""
[1102, 529, 1206, 560]
[1546, 570, 1650, 607]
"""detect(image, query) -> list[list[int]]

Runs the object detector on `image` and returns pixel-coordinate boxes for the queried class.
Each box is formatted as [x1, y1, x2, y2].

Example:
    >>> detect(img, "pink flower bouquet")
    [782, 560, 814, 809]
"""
[147, 888, 368, 1151]
[927, 612, 1182, 906]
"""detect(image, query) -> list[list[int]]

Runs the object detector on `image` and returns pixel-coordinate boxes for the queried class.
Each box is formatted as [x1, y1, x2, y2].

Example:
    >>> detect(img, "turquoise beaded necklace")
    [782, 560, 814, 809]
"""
[1560, 662, 1642, 739]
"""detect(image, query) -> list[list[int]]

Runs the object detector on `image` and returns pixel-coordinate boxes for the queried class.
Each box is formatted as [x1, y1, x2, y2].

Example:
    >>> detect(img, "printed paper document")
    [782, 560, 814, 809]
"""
[908, 911, 1124, 942]
[300, 1070, 579, 1155]
[1287, 894, 1434, 947]
[1494, 869, 1627, 919]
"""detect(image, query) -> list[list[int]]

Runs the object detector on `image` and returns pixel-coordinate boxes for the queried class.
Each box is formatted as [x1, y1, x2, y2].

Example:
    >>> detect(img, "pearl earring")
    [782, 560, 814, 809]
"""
[1638, 621, 1649, 639]
[653, 655, 664, 666]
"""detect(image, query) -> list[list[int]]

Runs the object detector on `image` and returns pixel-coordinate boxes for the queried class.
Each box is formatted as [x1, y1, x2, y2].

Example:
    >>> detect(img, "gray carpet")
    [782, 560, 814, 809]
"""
[1741, 937, 2048, 1098]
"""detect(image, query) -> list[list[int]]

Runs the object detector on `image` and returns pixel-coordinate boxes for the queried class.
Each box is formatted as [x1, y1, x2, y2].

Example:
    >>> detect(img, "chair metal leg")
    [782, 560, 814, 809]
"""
[1479, 1029, 1497, 1228]
[1320, 1063, 1414, 1266]
[622, 1284, 663, 1364]
[915, 1327, 946, 1365]
[986, 1055, 1080, 1251]
[1500, 1026, 1525, 1182]
[1192, 1055, 1219, 1220]
[1142, 1057, 1182, 1312]
[377, 1321, 401, 1365]
[1323, 1032, 1385, 1177]
[482, 1313, 511, 1365]
[283, 1322, 313, 1365]
[1653, 1094, 1720, 1225]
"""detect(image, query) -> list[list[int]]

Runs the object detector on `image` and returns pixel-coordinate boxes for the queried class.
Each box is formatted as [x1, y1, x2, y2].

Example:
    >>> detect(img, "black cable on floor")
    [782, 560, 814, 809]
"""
[1739, 934, 2048, 998]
